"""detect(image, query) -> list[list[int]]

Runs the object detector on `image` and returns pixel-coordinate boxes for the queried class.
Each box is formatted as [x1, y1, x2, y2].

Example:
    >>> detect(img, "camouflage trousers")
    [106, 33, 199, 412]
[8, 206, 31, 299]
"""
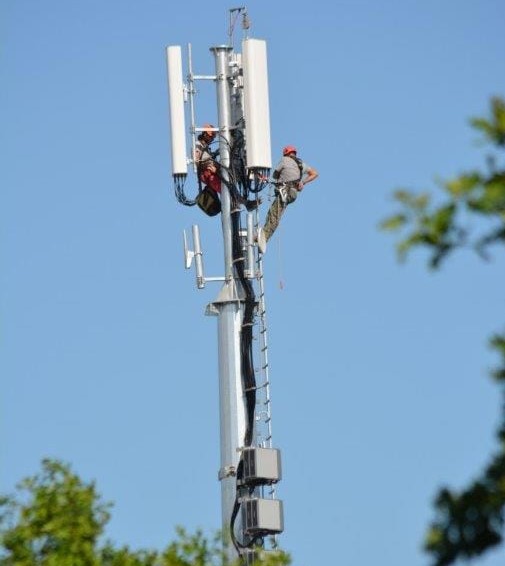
[263, 185, 299, 241]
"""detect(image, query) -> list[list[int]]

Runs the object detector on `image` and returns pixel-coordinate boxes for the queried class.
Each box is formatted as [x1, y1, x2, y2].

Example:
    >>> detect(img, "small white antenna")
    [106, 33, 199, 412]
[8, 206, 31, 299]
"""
[183, 229, 194, 269]
[192, 224, 205, 289]
[183, 226, 207, 289]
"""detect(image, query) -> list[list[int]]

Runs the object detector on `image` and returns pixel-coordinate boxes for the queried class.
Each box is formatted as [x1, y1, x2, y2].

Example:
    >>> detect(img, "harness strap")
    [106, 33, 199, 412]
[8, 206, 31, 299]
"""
[288, 154, 304, 181]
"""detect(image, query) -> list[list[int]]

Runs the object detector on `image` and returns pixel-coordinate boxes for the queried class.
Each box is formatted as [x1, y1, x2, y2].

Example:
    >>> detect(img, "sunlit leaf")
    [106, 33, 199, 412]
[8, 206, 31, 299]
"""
[393, 189, 430, 210]
[379, 213, 407, 231]
[425, 526, 444, 551]
[470, 97, 505, 146]
[444, 173, 481, 198]
[429, 204, 456, 236]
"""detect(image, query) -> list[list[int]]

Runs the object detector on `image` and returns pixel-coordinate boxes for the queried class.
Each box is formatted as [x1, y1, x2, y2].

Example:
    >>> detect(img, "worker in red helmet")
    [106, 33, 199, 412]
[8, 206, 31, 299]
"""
[257, 145, 318, 253]
[194, 124, 221, 193]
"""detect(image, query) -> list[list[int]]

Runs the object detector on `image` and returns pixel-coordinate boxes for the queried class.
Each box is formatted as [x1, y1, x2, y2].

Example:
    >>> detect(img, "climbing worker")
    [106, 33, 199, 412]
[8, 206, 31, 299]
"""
[194, 123, 261, 216]
[257, 145, 318, 253]
[193, 123, 223, 215]
[194, 124, 221, 193]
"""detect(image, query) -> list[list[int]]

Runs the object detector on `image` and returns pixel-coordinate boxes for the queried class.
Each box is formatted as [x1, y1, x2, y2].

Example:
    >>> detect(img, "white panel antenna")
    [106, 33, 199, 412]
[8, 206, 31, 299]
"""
[166, 46, 188, 176]
[242, 39, 272, 170]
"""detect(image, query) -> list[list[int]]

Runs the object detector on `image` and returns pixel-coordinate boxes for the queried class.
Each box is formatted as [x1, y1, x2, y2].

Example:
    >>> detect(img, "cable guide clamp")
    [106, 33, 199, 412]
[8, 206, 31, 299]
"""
[218, 465, 237, 480]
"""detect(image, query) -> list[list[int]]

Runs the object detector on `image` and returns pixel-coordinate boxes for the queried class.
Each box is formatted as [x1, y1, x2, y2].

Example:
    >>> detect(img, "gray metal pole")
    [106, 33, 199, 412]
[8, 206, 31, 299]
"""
[210, 45, 246, 564]
[212, 45, 234, 278]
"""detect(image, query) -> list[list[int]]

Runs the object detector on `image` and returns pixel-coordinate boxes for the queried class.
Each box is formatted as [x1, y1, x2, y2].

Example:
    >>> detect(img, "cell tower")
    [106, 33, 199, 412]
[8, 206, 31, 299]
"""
[165, 7, 283, 565]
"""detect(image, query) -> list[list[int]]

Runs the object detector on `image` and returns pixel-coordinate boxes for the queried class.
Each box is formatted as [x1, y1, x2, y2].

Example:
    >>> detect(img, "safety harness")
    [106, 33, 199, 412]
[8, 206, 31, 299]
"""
[288, 154, 304, 181]
[273, 154, 304, 203]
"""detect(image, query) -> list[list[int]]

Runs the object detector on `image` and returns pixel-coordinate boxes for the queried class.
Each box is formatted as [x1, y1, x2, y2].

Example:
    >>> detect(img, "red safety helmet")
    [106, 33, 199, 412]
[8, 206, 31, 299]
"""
[283, 145, 297, 156]
[202, 123, 216, 141]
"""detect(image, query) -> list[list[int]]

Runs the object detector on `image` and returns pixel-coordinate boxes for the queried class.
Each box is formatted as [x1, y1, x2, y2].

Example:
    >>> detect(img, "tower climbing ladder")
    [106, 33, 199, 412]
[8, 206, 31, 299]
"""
[251, 215, 279, 534]
[254, 252, 273, 451]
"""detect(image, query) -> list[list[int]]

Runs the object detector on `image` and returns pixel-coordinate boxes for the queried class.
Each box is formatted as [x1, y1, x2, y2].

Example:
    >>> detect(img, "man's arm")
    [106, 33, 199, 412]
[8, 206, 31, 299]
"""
[299, 166, 318, 190]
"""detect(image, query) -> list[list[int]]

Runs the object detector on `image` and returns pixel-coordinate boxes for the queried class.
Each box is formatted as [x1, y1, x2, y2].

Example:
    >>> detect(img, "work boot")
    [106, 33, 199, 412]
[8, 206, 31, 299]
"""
[256, 227, 267, 255]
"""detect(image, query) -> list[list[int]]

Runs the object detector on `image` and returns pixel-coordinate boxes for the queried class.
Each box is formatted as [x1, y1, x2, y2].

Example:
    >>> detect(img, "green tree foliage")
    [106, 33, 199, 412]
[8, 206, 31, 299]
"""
[381, 97, 505, 565]
[0, 458, 110, 566]
[0, 459, 290, 566]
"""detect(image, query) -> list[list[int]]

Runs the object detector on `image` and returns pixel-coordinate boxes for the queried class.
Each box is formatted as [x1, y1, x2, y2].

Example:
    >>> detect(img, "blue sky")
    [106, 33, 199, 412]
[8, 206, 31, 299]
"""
[2, 1, 505, 565]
